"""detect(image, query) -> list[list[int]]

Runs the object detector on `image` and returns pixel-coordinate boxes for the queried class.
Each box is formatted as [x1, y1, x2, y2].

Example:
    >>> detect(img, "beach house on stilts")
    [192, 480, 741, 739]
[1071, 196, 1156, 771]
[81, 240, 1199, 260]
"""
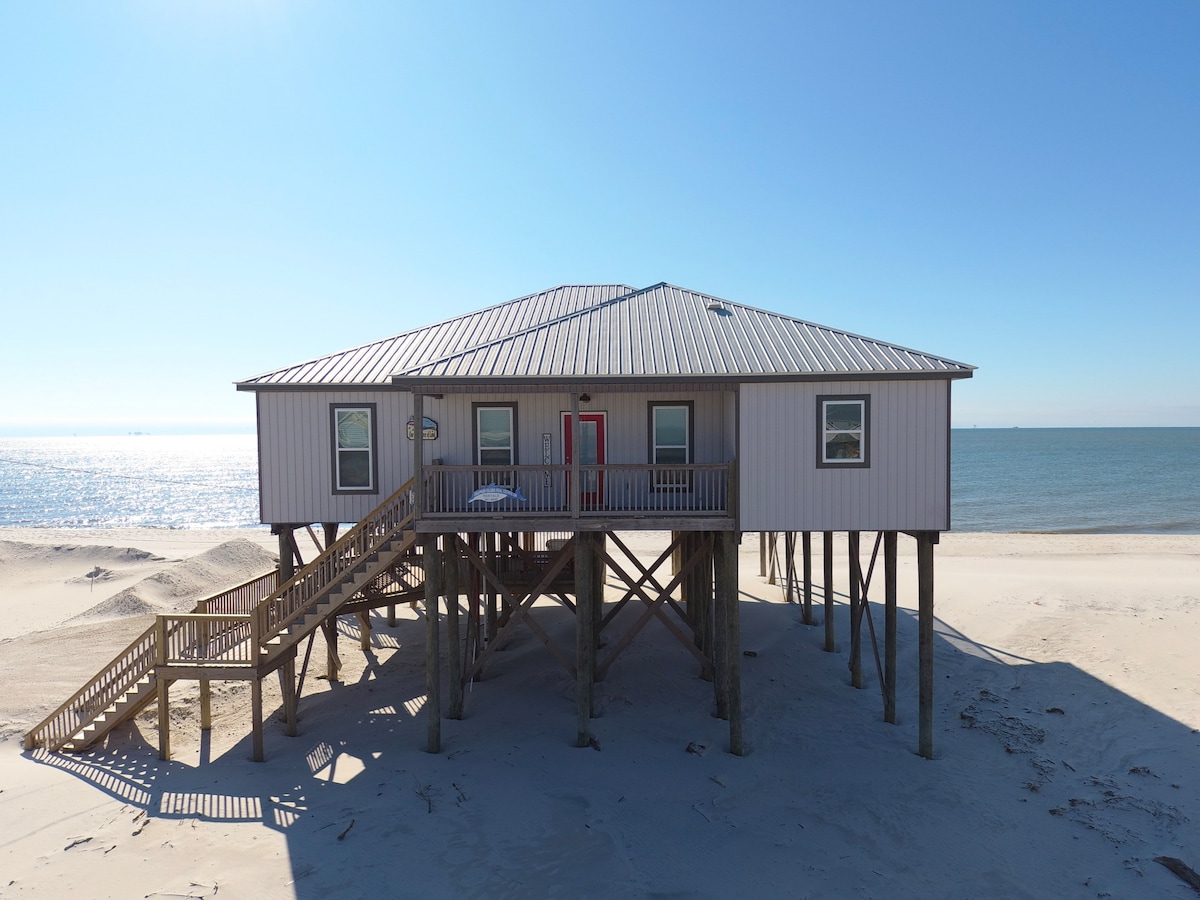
[26, 283, 973, 762]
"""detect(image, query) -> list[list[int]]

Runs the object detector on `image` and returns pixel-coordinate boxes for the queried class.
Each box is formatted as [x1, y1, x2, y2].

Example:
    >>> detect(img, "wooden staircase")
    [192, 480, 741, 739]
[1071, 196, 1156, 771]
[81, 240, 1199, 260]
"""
[25, 479, 421, 754]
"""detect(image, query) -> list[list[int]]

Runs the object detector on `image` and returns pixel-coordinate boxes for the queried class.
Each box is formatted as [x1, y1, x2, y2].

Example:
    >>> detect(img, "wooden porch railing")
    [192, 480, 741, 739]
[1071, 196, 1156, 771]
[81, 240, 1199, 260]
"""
[423, 463, 733, 517]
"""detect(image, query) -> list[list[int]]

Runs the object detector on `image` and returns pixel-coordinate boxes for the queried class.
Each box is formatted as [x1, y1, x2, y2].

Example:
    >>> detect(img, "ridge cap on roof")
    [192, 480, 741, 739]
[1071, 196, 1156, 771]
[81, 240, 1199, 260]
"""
[387, 283, 646, 378]
[237, 283, 638, 385]
[391, 280, 976, 379]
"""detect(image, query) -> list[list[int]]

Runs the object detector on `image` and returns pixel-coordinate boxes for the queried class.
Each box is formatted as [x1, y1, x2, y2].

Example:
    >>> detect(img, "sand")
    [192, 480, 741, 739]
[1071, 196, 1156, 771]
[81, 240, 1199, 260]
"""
[0, 528, 1197, 899]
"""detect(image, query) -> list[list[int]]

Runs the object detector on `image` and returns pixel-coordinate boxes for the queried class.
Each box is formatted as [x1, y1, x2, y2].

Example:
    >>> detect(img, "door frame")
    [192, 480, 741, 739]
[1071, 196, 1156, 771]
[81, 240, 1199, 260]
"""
[561, 411, 608, 506]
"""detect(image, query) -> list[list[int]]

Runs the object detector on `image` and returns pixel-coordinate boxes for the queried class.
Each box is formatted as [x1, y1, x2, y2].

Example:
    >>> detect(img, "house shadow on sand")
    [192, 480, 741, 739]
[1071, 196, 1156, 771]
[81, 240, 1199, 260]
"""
[28, 584, 1200, 900]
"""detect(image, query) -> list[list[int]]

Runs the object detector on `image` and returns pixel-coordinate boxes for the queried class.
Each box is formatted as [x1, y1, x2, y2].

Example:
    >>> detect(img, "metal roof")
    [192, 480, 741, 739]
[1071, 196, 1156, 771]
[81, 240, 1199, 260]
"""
[237, 284, 636, 387]
[238, 282, 975, 389]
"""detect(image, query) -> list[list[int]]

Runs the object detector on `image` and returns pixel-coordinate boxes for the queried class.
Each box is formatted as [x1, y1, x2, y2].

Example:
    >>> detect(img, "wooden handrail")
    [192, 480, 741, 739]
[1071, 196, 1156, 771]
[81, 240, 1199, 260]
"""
[25, 481, 418, 752]
[24, 569, 279, 751]
[254, 477, 416, 647]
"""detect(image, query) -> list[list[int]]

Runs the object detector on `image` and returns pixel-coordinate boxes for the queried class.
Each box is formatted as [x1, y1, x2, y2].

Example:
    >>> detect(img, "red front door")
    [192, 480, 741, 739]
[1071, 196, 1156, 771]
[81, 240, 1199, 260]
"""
[563, 412, 606, 506]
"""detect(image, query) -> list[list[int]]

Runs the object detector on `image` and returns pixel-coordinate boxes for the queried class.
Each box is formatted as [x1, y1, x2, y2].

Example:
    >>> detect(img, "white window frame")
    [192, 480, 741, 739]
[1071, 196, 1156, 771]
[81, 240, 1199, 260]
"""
[474, 403, 517, 485]
[816, 395, 870, 467]
[332, 404, 378, 493]
[650, 402, 692, 490]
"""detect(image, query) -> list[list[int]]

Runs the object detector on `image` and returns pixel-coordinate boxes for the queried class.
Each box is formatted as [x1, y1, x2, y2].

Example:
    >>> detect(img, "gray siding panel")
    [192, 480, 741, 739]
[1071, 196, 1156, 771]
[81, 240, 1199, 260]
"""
[738, 380, 949, 532]
[258, 390, 416, 525]
[257, 388, 736, 525]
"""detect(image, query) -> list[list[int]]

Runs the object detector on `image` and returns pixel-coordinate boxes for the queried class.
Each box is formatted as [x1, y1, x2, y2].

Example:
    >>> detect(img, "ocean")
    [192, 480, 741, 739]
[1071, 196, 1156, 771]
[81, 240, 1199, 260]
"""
[950, 427, 1200, 534]
[0, 429, 1197, 533]
[0, 434, 260, 529]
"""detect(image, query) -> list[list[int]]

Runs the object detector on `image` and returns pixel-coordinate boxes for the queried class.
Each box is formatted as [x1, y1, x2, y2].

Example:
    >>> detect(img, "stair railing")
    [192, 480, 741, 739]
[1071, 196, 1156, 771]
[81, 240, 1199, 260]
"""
[24, 568, 281, 752]
[253, 478, 417, 648]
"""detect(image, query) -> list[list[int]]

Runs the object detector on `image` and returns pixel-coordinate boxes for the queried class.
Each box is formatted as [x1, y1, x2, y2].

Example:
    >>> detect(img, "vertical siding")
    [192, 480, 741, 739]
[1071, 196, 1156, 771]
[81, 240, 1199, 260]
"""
[257, 388, 737, 525]
[428, 391, 731, 468]
[738, 380, 949, 532]
[258, 390, 415, 524]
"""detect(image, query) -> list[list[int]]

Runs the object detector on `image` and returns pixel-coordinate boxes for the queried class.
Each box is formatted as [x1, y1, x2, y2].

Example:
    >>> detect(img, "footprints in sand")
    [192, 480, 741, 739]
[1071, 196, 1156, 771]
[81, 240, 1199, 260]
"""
[957, 686, 1189, 852]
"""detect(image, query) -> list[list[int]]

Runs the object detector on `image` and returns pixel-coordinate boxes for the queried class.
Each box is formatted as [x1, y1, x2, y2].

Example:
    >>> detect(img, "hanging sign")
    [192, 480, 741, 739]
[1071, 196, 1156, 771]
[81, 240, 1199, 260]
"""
[406, 416, 438, 440]
[542, 433, 552, 487]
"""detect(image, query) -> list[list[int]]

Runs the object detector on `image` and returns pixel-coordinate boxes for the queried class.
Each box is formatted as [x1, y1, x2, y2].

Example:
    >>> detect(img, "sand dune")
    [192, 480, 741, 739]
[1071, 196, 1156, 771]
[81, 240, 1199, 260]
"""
[0, 530, 1197, 899]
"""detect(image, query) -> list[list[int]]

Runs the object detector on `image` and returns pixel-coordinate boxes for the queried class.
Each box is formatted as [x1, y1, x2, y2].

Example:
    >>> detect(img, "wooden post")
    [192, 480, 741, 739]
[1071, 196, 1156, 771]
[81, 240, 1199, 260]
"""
[823, 531, 835, 652]
[279, 654, 298, 737]
[716, 530, 743, 755]
[884, 531, 898, 725]
[412, 392, 424, 518]
[277, 528, 295, 584]
[467, 532, 482, 680]
[323, 619, 340, 682]
[766, 532, 777, 585]
[570, 394, 582, 521]
[424, 534, 442, 753]
[685, 533, 714, 680]
[322, 522, 339, 550]
[445, 535, 463, 720]
[575, 531, 595, 747]
[155, 617, 170, 760]
[918, 532, 936, 759]
[593, 532, 606, 647]
[156, 679, 171, 762]
[199, 678, 211, 731]
[357, 611, 372, 651]
[251, 676, 264, 762]
[801, 531, 814, 625]
[849, 531, 862, 689]
[758, 532, 767, 577]
[713, 533, 730, 721]
[485, 531, 498, 639]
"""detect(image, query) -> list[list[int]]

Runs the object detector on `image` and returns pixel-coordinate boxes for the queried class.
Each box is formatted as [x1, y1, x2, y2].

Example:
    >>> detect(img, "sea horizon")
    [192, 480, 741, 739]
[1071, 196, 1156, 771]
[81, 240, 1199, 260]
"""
[1, 428, 1197, 534]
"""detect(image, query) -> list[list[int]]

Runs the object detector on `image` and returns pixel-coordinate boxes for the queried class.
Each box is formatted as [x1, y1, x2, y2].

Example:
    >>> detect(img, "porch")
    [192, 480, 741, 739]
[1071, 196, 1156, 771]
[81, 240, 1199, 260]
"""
[415, 462, 736, 533]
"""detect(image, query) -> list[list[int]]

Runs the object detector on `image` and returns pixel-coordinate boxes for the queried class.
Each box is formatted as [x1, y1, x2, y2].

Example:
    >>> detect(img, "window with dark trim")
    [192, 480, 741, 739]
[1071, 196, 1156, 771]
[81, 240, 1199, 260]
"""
[816, 395, 870, 467]
[649, 402, 693, 489]
[473, 403, 517, 484]
[331, 404, 379, 493]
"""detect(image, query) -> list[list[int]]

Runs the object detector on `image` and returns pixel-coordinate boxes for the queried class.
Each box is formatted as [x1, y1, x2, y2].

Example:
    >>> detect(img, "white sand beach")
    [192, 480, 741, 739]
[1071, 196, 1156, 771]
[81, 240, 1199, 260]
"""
[1, 529, 1197, 899]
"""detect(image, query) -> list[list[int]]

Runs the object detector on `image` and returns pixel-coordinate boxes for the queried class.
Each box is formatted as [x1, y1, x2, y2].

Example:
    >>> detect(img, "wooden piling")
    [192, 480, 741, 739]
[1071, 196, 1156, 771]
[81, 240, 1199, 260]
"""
[484, 531, 498, 639]
[575, 531, 595, 747]
[157, 678, 171, 761]
[277, 528, 295, 584]
[323, 619, 340, 682]
[280, 654, 298, 737]
[424, 534, 442, 753]
[250, 676, 264, 762]
[917, 532, 936, 759]
[849, 531, 862, 689]
[713, 533, 730, 721]
[356, 611, 372, 651]
[823, 531, 835, 652]
[445, 534, 463, 720]
[715, 530, 743, 755]
[199, 677, 211, 731]
[884, 531, 898, 724]
[801, 531, 814, 625]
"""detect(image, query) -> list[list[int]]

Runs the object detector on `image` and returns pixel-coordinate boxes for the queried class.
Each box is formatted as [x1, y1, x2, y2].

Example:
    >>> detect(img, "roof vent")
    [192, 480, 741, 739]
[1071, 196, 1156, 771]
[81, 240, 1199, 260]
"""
[706, 298, 724, 312]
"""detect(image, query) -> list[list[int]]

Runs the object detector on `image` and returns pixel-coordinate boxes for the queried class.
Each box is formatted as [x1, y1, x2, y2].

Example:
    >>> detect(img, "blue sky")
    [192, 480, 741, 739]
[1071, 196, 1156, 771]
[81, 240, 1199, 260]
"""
[2, 2, 1196, 434]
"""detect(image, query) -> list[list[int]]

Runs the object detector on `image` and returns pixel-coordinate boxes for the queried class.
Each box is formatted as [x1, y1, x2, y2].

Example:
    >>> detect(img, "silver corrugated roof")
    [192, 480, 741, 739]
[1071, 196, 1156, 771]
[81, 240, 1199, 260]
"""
[238, 282, 974, 388]
[237, 284, 637, 387]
